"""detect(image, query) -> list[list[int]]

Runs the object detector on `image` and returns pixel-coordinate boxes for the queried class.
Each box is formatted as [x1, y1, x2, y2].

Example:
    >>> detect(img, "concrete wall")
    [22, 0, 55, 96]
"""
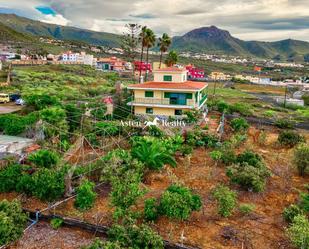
[154, 71, 187, 83]
[134, 106, 190, 116]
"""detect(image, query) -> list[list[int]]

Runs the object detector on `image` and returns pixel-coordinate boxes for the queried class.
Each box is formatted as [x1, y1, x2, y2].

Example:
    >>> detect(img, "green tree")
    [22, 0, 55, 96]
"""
[64, 103, 83, 132]
[278, 131, 305, 147]
[138, 26, 148, 81]
[144, 28, 156, 81]
[165, 50, 178, 67]
[0, 199, 28, 246]
[213, 184, 237, 217]
[158, 33, 171, 69]
[75, 180, 97, 210]
[28, 149, 60, 168]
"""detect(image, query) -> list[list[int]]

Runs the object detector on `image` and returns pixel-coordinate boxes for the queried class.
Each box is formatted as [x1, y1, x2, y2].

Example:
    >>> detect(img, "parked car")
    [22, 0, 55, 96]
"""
[0, 93, 10, 103]
[15, 98, 25, 105]
[9, 93, 21, 102]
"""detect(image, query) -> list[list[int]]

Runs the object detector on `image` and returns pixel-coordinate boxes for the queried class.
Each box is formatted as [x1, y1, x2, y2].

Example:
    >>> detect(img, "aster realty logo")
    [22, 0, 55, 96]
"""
[120, 117, 186, 128]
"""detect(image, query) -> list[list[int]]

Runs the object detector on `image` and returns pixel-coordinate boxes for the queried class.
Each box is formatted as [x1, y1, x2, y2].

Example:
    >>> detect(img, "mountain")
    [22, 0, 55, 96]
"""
[0, 14, 121, 47]
[1, 14, 309, 60]
[171, 26, 309, 60]
[0, 22, 34, 42]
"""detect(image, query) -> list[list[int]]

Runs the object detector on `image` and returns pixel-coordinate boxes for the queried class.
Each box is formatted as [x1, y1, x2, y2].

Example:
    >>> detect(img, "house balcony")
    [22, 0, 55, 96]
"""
[127, 98, 197, 109]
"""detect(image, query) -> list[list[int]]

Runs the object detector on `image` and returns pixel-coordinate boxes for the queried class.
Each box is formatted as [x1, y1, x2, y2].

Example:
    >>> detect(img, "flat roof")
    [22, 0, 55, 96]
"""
[0, 135, 33, 145]
[128, 81, 208, 91]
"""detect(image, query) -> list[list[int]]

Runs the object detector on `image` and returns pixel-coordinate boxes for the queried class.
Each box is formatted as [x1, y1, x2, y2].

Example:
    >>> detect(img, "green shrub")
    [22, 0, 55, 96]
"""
[24, 94, 60, 110]
[144, 198, 158, 221]
[229, 103, 253, 116]
[50, 218, 63, 229]
[0, 113, 38, 136]
[212, 185, 237, 217]
[28, 149, 60, 168]
[0, 199, 28, 246]
[158, 185, 201, 220]
[217, 100, 229, 113]
[210, 150, 223, 161]
[236, 150, 263, 168]
[202, 134, 220, 148]
[263, 110, 276, 117]
[286, 215, 309, 249]
[95, 122, 120, 136]
[184, 109, 200, 123]
[108, 223, 164, 249]
[278, 131, 305, 147]
[16, 173, 35, 195]
[82, 239, 123, 249]
[283, 204, 304, 223]
[230, 118, 249, 132]
[275, 119, 295, 129]
[293, 143, 309, 176]
[300, 192, 309, 212]
[32, 168, 66, 202]
[227, 162, 271, 192]
[239, 203, 255, 215]
[0, 164, 23, 192]
[179, 144, 193, 156]
[75, 180, 97, 210]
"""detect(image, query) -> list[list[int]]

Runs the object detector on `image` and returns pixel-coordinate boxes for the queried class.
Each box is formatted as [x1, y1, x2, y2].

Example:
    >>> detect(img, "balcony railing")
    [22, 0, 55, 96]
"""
[199, 95, 208, 106]
[131, 98, 196, 107]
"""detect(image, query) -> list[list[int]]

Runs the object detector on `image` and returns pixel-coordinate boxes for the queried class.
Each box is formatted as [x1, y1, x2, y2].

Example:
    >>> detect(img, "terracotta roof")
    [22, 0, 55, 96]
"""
[154, 67, 187, 72]
[128, 81, 207, 91]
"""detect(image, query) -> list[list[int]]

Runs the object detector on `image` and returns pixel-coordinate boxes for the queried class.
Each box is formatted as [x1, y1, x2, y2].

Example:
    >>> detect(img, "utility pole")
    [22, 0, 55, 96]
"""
[284, 84, 288, 108]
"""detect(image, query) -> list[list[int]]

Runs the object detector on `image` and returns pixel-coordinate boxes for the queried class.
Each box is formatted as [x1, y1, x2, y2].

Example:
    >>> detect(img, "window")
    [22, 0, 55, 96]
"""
[186, 93, 192, 99]
[175, 109, 183, 116]
[145, 91, 154, 98]
[164, 92, 170, 98]
[163, 75, 172, 81]
[146, 108, 153, 114]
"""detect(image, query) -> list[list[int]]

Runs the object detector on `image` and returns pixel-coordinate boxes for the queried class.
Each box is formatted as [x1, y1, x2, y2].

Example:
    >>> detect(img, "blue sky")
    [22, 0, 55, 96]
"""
[0, 0, 309, 42]
[35, 6, 56, 16]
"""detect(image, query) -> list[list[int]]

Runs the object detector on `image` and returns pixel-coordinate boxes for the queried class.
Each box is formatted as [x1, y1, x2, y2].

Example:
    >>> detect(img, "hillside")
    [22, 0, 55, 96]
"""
[0, 22, 33, 42]
[1, 13, 309, 60]
[171, 26, 309, 60]
[0, 14, 121, 47]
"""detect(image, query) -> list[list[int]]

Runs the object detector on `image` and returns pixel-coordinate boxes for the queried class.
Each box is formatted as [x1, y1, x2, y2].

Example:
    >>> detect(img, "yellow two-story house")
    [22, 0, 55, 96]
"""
[127, 67, 208, 116]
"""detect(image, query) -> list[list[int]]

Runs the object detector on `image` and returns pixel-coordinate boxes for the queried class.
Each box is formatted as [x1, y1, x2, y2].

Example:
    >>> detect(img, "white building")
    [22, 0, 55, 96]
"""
[61, 51, 80, 62]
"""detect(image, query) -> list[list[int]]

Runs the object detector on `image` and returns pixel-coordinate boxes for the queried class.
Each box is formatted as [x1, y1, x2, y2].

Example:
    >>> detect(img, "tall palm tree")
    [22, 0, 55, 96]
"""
[138, 26, 148, 82]
[158, 33, 171, 69]
[144, 28, 156, 81]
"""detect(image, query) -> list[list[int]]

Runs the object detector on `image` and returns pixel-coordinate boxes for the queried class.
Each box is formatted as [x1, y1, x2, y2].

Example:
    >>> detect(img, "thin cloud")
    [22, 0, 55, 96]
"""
[0, 0, 309, 41]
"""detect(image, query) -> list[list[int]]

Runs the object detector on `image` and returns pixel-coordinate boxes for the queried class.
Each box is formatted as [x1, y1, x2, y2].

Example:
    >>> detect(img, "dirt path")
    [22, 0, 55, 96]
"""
[8, 221, 97, 249]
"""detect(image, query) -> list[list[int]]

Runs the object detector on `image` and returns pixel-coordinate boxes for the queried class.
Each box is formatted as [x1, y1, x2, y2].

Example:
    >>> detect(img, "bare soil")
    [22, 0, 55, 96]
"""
[1, 126, 308, 249]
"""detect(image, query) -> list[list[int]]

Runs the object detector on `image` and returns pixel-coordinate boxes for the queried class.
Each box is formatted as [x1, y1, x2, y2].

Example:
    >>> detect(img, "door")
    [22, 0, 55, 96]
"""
[169, 93, 186, 105]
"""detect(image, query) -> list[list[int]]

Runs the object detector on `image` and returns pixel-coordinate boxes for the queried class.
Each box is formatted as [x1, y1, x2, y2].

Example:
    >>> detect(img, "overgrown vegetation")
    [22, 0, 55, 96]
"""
[212, 184, 237, 217]
[0, 199, 28, 246]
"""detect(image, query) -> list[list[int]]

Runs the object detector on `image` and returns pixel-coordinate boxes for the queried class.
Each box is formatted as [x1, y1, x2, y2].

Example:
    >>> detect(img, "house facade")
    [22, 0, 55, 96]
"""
[186, 64, 205, 79]
[127, 67, 208, 117]
[97, 57, 126, 71]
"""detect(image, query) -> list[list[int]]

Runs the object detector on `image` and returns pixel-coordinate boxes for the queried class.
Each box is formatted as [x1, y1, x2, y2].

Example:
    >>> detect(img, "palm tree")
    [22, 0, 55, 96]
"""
[144, 28, 156, 81]
[138, 26, 148, 82]
[131, 138, 176, 170]
[165, 50, 178, 67]
[158, 33, 171, 69]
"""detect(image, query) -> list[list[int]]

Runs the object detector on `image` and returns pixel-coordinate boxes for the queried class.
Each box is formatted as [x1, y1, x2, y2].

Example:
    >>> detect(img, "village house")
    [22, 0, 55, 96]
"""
[96, 57, 126, 71]
[209, 71, 232, 81]
[127, 67, 208, 117]
[186, 64, 205, 79]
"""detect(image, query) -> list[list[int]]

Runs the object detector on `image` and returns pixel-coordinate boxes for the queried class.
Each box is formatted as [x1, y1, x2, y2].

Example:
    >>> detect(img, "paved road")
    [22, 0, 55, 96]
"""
[0, 103, 22, 114]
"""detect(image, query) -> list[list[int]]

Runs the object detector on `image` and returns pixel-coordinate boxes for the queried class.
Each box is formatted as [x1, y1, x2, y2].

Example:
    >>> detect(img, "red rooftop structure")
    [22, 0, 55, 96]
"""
[186, 64, 205, 79]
